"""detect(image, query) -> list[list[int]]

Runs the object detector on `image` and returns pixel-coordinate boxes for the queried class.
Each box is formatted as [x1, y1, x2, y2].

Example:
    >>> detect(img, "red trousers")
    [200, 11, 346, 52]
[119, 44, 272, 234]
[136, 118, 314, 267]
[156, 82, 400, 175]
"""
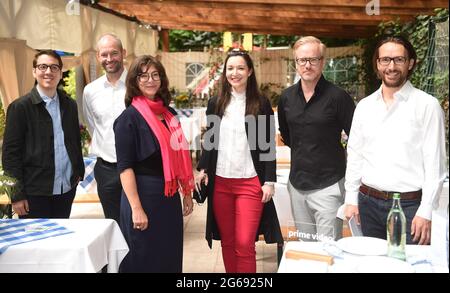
[213, 175, 264, 273]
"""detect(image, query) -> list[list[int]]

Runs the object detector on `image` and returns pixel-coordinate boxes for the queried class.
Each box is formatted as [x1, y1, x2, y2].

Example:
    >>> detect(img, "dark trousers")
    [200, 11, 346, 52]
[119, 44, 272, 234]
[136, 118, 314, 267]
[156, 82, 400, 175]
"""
[20, 187, 76, 219]
[358, 192, 420, 244]
[94, 158, 122, 224]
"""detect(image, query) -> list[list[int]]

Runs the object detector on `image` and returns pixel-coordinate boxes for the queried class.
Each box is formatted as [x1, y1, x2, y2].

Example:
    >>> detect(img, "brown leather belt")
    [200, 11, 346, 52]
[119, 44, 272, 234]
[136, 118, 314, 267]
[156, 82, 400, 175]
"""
[359, 183, 422, 200]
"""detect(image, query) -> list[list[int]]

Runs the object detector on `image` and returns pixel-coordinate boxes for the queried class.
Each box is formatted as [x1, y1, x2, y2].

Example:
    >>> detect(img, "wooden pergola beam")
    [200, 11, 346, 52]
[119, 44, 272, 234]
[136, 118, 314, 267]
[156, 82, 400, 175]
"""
[104, 2, 441, 17]
[95, 0, 448, 38]
[100, 0, 448, 9]
[144, 21, 376, 38]
[115, 5, 417, 23]
[128, 11, 413, 26]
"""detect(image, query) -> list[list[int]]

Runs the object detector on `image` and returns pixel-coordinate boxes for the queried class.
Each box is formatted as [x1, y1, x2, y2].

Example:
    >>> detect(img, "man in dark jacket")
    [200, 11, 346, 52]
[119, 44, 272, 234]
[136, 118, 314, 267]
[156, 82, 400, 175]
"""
[2, 50, 84, 218]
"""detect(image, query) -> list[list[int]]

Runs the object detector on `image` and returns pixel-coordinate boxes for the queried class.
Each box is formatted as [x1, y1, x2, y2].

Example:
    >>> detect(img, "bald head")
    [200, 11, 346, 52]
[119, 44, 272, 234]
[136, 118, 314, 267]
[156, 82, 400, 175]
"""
[96, 33, 126, 76]
[96, 33, 123, 52]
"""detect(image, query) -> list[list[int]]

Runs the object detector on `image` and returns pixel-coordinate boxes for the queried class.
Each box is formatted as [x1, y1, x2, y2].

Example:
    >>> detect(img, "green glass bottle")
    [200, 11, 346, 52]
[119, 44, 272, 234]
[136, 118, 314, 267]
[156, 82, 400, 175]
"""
[386, 193, 406, 261]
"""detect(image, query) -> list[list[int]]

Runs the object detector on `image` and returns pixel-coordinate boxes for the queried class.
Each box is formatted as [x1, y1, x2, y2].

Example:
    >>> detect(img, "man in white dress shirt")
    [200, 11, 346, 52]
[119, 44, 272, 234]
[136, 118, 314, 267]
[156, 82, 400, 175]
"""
[344, 35, 447, 245]
[82, 33, 127, 224]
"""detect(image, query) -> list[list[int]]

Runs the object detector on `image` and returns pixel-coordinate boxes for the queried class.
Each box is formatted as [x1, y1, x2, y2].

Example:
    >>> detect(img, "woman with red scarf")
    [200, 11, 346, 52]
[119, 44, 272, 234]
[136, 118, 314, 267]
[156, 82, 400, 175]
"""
[114, 55, 194, 272]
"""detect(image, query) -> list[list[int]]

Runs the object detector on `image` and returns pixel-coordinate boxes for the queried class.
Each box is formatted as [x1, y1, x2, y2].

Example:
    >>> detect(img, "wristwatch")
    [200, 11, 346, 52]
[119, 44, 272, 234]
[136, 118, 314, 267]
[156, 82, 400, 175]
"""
[264, 181, 275, 186]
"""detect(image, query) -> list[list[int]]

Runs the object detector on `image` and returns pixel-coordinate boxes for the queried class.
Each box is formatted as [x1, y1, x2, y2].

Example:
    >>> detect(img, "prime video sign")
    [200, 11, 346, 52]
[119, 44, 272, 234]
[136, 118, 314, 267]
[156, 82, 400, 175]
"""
[66, 0, 80, 16]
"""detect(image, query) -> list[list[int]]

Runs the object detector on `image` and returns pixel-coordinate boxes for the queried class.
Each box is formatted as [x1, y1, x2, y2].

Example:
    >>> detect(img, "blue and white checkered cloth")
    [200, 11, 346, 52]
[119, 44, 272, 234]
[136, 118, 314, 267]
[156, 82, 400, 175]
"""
[0, 219, 73, 254]
[78, 157, 97, 194]
[175, 109, 194, 118]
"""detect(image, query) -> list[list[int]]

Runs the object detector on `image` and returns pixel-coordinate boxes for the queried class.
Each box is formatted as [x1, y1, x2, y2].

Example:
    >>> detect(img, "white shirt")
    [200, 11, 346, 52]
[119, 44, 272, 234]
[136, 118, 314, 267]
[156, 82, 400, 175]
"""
[216, 91, 257, 179]
[82, 70, 127, 162]
[344, 81, 447, 220]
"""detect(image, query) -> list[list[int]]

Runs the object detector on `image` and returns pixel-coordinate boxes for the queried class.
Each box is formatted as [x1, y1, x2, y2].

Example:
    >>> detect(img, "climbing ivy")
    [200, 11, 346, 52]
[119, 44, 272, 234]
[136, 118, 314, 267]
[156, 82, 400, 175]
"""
[360, 8, 449, 98]
[63, 68, 77, 100]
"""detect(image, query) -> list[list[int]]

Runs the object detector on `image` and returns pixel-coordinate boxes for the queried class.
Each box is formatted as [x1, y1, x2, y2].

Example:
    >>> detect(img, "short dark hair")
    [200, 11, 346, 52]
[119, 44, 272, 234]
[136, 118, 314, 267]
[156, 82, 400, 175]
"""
[33, 50, 63, 69]
[125, 55, 171, 107]
[372, 35, 417, 79]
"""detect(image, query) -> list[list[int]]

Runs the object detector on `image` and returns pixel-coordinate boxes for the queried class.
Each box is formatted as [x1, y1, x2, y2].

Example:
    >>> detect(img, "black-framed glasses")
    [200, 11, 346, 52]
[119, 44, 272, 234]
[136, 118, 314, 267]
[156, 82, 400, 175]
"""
[295, 57, 323, 66]
[35, 64, 61, 73]
[227, 49, 249, 56]
[137, 71, 161, 83]
[377, 56, 408, 66]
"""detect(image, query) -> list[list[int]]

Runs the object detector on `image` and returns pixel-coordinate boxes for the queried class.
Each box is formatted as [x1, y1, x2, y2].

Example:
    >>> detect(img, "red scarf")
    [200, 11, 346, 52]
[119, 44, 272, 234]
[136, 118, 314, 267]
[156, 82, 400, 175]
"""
[132, 96, 194, 197]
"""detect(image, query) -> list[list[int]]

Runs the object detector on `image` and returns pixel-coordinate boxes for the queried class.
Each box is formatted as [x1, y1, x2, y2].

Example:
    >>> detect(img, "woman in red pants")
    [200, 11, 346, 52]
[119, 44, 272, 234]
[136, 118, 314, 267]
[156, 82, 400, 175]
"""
[196, 49, 283, 273]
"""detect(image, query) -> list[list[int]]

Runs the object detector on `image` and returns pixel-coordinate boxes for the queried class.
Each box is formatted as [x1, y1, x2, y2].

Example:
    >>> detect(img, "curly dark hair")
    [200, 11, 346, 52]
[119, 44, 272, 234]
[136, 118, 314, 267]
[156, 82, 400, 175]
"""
[124, 55, 171, 107]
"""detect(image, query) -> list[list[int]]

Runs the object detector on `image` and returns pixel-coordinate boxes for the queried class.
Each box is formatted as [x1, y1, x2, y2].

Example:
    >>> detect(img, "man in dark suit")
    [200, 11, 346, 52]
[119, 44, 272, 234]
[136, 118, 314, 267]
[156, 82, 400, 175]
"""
[2, 50, 84, 218]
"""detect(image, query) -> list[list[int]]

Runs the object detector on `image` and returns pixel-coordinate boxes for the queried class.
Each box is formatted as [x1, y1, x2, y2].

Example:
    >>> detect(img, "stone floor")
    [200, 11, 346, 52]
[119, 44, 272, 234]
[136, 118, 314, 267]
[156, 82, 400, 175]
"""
[70, 200, 279, 273]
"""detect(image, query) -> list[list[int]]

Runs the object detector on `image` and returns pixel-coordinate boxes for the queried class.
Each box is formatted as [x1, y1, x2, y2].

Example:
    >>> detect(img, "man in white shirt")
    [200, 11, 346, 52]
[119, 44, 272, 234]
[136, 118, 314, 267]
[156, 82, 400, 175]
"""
[82, 33, 127, 224]
[344, 35, 447, 245]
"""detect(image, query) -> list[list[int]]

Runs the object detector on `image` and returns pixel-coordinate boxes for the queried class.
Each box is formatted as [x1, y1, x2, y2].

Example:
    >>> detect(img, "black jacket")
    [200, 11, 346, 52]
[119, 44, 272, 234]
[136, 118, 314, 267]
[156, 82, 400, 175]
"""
[2, 87, 85, 202]
[197, 96, 283, 248]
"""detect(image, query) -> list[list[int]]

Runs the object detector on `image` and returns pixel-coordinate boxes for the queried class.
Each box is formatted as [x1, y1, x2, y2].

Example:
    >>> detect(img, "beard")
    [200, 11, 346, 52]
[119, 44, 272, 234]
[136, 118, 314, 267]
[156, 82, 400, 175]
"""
[102, 60, 122, 74]
[380, 69, 408, 88]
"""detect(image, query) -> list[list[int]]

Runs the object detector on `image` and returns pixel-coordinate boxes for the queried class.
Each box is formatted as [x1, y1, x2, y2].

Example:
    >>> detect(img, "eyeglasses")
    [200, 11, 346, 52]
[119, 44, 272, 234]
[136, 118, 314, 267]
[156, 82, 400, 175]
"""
[137, 72, 161, 83]
[377, 56, 408, 66]
[295, 57, 323, 66]
[35, 64, 61, 73]
[227, 49, 249, 56]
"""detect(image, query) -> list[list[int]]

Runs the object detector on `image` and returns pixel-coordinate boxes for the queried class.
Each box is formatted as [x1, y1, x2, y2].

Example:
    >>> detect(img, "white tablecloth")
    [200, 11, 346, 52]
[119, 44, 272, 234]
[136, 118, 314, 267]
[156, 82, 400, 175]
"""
[0, 219, 129, 273]
[274, 168, 295, 228]
[431, 179, 449, 268]
[278, 240, 448, 273]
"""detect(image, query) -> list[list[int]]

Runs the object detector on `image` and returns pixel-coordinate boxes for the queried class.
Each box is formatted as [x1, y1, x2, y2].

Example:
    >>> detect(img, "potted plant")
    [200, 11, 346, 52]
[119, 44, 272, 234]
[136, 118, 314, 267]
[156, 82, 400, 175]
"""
[174, 93, 191, 109]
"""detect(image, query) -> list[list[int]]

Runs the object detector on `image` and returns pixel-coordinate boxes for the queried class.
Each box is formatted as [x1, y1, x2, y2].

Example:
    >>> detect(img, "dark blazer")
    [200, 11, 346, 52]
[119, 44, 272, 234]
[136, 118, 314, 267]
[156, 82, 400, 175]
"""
[2, 87, 85, 202]
[113, 105, 178, 174]
[197, 96, 283, 248]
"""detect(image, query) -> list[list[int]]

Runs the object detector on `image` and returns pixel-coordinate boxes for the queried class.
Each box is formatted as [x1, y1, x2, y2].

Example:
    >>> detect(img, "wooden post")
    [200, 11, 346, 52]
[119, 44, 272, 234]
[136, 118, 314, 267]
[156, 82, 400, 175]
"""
[160, 29, 170, 52]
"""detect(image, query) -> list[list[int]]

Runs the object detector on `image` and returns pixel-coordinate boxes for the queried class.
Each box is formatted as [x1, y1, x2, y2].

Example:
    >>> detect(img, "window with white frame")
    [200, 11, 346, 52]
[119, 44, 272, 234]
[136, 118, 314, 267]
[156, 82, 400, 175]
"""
[186, 63, 205, 87]
[286, 60, 298, 86]
[323, 56, 358, 84]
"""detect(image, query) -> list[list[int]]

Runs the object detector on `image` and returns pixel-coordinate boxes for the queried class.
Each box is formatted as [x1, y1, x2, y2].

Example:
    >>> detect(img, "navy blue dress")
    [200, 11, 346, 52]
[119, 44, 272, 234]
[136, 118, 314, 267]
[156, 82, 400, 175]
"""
[114, 105, 183, 273]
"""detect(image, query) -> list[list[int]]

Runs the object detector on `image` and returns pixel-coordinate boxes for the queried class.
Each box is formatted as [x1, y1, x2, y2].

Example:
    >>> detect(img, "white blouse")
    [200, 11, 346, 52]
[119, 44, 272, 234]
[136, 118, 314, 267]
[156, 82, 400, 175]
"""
[216, 91, 257, 179]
